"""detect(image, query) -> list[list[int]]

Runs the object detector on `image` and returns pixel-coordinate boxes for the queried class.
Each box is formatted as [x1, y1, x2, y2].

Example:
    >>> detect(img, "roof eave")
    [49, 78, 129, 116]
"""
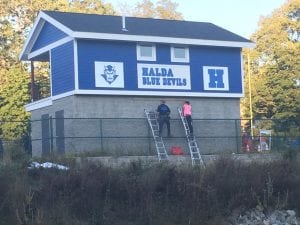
[19, 11, 74, 61]
[73, 31, 255, 48]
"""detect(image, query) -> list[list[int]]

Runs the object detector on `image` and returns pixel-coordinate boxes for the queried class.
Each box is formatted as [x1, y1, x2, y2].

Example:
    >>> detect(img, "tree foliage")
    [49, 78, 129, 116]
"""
[132, 0, 183, 20]
[0, 0, 116, 140]
[242, 0, 300, 132]
[0, 66, 30, 140]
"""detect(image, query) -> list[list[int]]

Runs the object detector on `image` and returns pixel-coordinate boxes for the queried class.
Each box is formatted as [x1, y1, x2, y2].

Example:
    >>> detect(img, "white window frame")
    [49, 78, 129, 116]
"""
[171, 46, 189, 63]
[137, 44, 156, 61]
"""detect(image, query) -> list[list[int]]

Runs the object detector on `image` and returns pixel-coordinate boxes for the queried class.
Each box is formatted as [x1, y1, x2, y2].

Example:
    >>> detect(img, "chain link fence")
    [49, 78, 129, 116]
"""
[0, 118, 299, 158]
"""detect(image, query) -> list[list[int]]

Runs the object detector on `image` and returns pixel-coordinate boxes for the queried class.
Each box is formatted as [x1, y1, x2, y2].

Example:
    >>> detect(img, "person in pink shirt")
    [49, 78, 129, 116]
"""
[182, 101, 193, 137]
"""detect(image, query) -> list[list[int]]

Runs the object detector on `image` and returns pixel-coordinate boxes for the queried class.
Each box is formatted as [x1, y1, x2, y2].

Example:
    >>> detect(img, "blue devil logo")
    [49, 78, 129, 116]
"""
[101, 65, 118, 84]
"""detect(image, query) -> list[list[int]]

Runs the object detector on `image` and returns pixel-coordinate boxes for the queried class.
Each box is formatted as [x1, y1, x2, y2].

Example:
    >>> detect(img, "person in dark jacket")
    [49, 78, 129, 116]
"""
[157, 100, 171, 137]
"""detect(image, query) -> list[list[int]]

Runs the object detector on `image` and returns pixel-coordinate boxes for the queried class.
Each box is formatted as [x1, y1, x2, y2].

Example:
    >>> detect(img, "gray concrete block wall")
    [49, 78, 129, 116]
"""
[29, 95, 242, 157]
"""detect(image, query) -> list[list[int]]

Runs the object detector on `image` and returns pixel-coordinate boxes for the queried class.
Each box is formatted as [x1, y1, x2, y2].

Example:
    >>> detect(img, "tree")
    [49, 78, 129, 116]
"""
[242, 0, 300, 133]
[0, 66, 30, 140]
[132, 0, 183, 20]
[0, 0, 116, 140]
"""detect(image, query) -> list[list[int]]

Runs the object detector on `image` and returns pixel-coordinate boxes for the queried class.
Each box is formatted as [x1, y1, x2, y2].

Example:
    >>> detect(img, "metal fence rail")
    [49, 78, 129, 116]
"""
[0, 118, 299, 157]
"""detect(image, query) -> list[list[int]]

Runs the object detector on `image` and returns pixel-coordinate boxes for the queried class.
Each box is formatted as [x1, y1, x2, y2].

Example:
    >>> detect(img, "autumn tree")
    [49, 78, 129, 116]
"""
[129, 0, 183, 20]
[0, 0, 116, 140]
[242, 0, 300, 133]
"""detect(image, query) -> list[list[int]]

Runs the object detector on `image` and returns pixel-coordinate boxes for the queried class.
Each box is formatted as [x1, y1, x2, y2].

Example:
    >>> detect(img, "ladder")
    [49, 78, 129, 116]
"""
[178, 107, 204, 166]
[144, 109, 168, 162]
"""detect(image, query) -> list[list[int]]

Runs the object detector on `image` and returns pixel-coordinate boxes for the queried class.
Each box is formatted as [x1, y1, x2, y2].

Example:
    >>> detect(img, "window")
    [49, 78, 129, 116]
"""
[137, 44, 156, 61]
[171, 46, 189, 63]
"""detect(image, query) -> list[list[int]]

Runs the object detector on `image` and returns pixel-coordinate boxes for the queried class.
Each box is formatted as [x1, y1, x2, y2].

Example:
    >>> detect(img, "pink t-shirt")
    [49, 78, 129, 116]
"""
[182, 104, 192, 116]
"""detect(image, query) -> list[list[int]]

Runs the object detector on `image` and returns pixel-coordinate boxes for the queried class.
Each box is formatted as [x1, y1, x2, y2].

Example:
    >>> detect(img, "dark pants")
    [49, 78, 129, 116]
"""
[159, 115, 170, 136]
[185, 115, 193, 134]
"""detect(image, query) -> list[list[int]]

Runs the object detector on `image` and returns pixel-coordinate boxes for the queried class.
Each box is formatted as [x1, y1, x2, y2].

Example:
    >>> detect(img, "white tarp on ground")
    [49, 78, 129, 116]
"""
[28, 162, 69, 170]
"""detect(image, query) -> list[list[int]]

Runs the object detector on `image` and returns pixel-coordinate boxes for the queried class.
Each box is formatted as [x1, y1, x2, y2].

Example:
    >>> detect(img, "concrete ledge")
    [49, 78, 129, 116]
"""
[75, 153, 296, 168]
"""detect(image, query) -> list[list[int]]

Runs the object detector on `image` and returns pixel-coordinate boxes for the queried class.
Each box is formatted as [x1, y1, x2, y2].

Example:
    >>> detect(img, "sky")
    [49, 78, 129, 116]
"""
[104, 0, 287, 38]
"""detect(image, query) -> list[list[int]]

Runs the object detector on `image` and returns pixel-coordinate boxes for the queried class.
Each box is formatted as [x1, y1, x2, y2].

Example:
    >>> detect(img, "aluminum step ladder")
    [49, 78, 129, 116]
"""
[144, 109, 168, 162]
[178, 107, 204, 166]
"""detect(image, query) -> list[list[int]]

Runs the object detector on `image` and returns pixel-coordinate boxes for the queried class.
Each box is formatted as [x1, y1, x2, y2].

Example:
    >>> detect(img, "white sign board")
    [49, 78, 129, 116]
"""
[137, 63, 191, 90]
[95, 61, 124, 88]
[203, 66, 229, 91]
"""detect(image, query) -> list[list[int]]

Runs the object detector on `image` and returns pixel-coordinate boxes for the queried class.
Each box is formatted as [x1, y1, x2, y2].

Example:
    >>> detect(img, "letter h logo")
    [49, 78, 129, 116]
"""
[203, 66, 229, 91]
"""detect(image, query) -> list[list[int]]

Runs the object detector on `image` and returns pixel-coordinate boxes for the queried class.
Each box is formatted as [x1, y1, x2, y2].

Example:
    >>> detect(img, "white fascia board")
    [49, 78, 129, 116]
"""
[74, 32, 255, 48]
[25, 97, 52, 112]
[19, 13, 44, 60]
[74, 89, 243, 98]
[20, 11, 75, 61]
[28, 36, 73, 60]
[25, 91, 75, 111]
[52, 91, 75, 100]
[39, 11, 74, 37]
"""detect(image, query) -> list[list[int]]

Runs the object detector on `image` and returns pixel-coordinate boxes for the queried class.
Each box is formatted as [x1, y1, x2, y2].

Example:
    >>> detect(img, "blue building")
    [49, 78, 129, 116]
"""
[20, 11, 254, 157]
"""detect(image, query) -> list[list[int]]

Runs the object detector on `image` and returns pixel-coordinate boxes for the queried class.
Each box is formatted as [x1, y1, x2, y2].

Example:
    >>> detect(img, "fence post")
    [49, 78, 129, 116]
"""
[50, 116, 54, 153]
[235, 119, 240, 153]
[99, 119, 103, 152]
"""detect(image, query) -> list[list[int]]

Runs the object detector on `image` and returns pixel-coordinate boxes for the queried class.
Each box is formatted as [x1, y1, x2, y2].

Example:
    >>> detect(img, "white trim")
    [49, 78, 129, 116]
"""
[52, 90, 75, 100]
[28, 36, 73, 59]
[19, 13, 44, 60]
[136, 44, 156, 61]
[25, 88, 242, 112]
[74, 32, 255, 48]
[39, 11, 74, 37]
[240, 51, 245, 97]
[171, 46, 190, 63]
[25, 91, 75, 111]
[49, 50, 53, 97]
[74, 39, 79, 90]
[74, 89, 243, 98]
[21, 20, 45, 60]
[20, 12, 254, 60]
[25, 97, 53, 111]
[20, 11, 74, 60]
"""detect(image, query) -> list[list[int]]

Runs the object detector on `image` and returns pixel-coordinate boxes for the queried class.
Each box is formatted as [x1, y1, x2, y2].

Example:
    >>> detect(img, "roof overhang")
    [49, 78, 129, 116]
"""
[20, 11, 255, 61]
[73, 31, 255, 48]
[19, 11, 73, 61]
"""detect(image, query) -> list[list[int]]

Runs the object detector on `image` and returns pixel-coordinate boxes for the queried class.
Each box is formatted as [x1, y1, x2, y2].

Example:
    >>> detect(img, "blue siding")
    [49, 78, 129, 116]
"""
[77, 40, 242, 94]
[32, 22, 67, 51]
[190, 46, 242, 93]
[78, 40, 137, 90]
[51, 41, 75, 96]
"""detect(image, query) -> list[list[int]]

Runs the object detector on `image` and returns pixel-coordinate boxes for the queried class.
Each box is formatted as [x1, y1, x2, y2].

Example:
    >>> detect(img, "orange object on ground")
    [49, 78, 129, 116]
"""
[171, 146, 184, 155]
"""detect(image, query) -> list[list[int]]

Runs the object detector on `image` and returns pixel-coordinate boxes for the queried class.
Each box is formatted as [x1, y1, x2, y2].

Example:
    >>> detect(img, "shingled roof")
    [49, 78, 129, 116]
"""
[43, 10, 251, 43]
[20, 10, 254, 60]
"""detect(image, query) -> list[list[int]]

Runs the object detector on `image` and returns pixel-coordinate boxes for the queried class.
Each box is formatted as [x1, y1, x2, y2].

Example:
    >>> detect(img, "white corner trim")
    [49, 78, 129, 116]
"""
[74, 31, 255, 48]
[74, 39, 79, 90]
[25, 97, 53, 111]
[240, 51, 245, 97]
[28, 36, 74, 59]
